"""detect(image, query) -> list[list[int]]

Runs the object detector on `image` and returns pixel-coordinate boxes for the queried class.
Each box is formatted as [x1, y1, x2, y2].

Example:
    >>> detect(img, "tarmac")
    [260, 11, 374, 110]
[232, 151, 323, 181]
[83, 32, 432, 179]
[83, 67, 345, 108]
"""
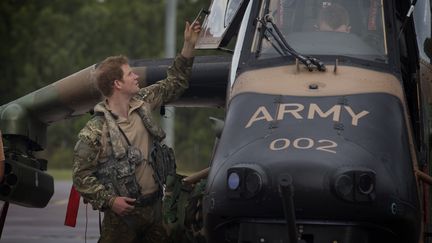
[1, 180, 99, 243]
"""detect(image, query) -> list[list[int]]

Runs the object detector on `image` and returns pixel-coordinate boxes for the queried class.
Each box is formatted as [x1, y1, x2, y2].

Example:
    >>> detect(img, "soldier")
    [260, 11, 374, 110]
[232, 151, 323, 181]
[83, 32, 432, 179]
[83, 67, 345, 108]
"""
[72, 21, 201, 243]
[317, 3, 351, 33]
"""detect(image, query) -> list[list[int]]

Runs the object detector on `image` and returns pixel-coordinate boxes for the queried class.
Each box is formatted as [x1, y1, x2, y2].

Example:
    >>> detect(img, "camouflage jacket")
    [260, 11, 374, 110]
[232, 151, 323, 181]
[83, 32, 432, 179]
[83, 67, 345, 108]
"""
[72, 54, 193, 210]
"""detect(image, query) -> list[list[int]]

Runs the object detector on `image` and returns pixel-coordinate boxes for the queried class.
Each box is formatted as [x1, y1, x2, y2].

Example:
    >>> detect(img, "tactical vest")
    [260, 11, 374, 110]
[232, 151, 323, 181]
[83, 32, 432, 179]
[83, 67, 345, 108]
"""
[93, 103, 166, 198]
[96, 151, 141, 199]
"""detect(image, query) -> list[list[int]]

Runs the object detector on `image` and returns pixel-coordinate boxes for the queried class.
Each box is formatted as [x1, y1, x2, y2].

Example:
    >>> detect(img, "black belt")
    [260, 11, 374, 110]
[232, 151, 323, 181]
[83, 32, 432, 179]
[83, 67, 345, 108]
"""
[135, 191, 161, 207]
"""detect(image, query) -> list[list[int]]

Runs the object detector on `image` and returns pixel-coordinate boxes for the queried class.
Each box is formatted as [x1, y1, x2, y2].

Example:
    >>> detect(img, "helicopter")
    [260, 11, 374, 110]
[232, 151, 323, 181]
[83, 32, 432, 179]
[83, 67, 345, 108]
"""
[1, 0, 432, 242]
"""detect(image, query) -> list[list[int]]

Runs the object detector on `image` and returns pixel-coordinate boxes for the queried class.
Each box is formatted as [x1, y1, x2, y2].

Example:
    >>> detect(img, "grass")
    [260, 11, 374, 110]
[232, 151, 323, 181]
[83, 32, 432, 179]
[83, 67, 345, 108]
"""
[47, 168, 72, 181]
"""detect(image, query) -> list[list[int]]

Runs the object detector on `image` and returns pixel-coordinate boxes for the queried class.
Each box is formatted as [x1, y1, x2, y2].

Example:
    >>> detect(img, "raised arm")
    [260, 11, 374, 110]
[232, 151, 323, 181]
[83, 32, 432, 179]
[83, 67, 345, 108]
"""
[137, 21, 201, 109]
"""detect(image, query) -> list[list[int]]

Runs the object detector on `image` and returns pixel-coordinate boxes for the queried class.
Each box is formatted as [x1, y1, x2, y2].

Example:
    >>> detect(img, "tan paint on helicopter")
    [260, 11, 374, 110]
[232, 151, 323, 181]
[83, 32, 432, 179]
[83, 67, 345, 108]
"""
[231, 65, 404, 100]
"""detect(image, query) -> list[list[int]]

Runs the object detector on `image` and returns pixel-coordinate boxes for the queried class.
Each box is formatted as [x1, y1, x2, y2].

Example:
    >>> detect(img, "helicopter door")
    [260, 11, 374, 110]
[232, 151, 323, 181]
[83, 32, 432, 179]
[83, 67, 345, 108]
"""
[196, 0, 249, 49]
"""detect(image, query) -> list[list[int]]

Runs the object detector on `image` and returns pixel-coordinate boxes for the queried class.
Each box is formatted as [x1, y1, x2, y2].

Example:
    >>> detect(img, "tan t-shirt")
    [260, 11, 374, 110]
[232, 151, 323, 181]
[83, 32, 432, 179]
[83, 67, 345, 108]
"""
[117, 107, 159, 196]
[0, 131, 4, 162]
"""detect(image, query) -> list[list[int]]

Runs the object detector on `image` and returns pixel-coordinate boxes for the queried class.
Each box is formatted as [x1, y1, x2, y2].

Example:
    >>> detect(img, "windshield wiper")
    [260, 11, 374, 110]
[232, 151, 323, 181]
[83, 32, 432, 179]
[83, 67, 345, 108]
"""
[257, 15, 326, 72]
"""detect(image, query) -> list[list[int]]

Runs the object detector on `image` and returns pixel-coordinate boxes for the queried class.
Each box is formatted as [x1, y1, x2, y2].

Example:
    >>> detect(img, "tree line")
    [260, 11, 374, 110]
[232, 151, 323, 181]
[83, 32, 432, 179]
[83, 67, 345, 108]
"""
[0, 0, 225, 173]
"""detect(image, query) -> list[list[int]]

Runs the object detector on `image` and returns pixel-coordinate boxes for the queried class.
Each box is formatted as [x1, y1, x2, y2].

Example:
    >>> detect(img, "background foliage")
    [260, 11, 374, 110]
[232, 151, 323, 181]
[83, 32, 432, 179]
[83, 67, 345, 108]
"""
[0, 0, 225, 173]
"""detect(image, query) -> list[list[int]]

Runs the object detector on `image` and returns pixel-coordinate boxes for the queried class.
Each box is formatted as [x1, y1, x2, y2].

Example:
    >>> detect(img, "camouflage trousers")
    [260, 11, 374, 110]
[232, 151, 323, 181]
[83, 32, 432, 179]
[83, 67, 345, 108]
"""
[98, 200, 168, 243]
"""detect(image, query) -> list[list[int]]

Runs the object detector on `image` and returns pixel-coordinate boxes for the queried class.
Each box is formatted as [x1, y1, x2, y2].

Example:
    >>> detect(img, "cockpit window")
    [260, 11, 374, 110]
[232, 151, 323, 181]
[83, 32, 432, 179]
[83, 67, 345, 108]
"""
[255, 0, 388, 63]
[196, 0, 247, 49]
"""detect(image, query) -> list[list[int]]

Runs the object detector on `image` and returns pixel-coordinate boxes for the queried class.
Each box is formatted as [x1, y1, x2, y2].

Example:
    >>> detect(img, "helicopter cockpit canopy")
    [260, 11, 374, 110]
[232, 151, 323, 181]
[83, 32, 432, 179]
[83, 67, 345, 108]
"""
[255, 0, 388, 63]
[196, 0, 249, 49]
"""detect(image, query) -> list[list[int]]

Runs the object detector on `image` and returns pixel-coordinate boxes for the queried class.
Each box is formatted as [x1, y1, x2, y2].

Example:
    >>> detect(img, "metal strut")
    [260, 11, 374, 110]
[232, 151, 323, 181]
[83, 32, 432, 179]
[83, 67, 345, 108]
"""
[278, 174, 298, 243]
